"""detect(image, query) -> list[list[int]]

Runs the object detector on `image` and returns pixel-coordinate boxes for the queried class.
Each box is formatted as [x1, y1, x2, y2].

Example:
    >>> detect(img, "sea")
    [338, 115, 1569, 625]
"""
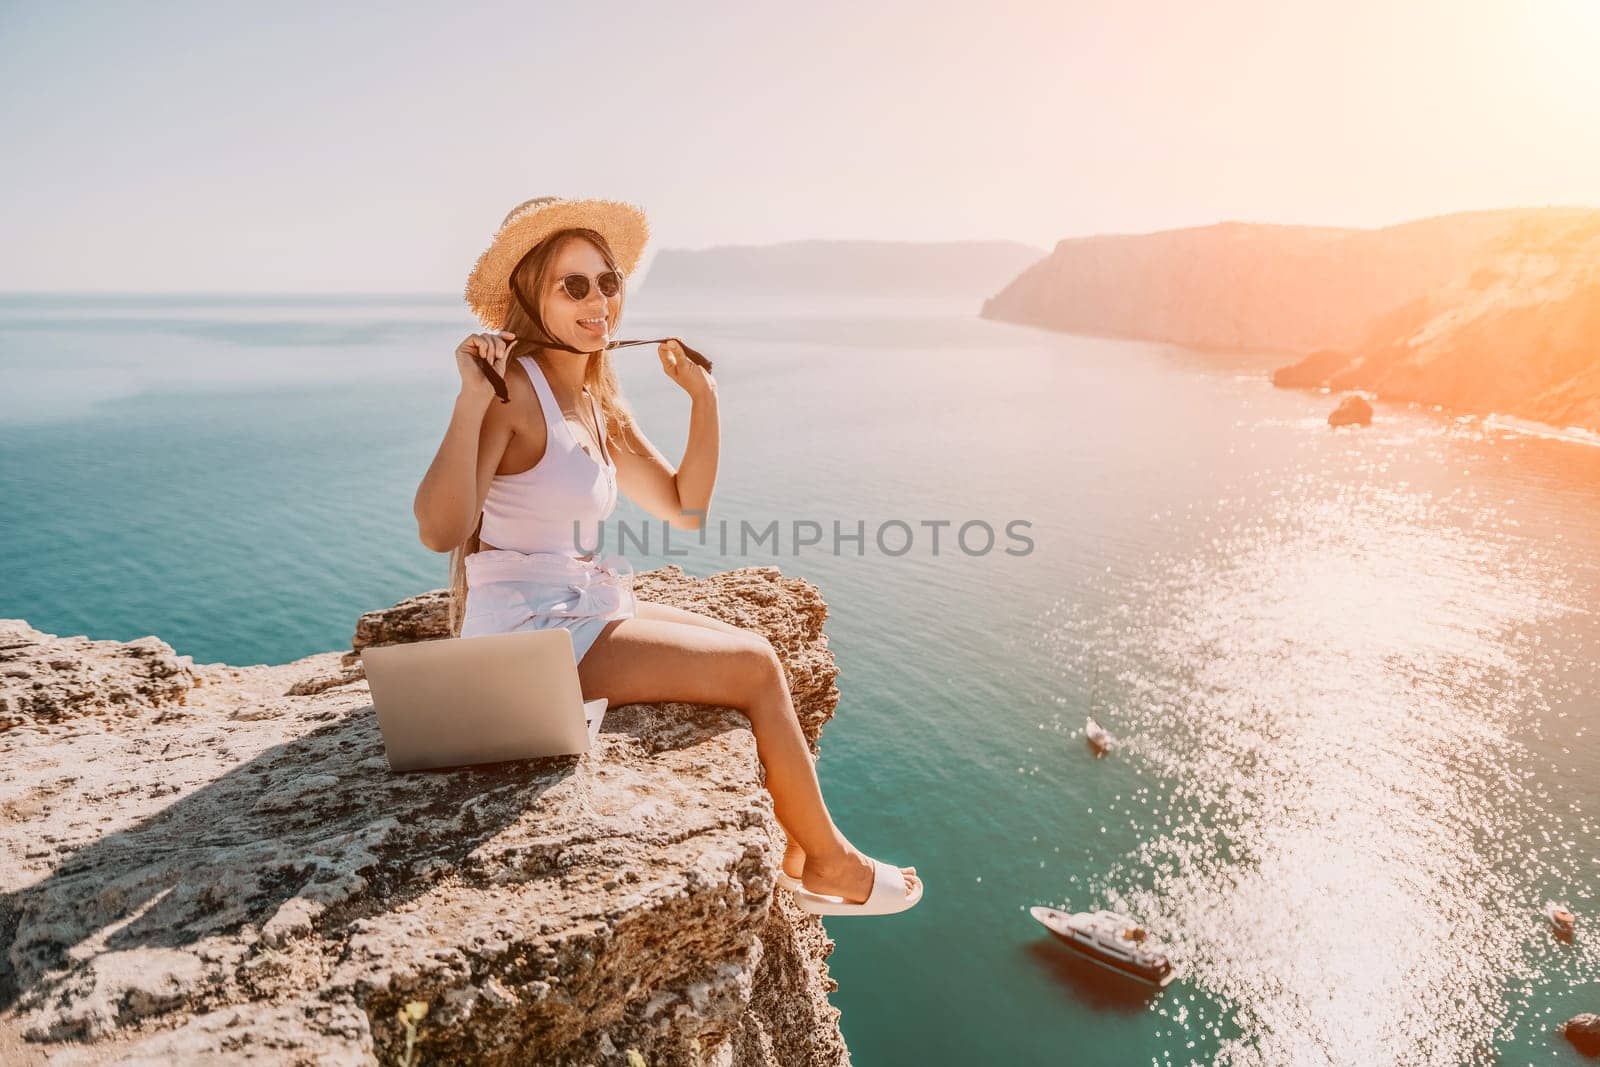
[2, 290, 1597, 1066]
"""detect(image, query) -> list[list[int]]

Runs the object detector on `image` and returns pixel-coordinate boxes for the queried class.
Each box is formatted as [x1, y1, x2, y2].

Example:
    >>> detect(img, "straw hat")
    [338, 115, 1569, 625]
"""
[463, 195, 650, 329]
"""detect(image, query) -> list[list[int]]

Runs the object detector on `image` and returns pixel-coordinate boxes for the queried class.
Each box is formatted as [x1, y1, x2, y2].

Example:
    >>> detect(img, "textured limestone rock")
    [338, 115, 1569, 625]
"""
[0, 564, 850, 1066]
[0, 621, 198, 733]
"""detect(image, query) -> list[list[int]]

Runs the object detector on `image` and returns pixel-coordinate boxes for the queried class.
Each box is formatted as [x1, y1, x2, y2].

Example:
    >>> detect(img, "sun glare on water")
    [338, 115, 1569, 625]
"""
[1038, 418, 1598, 1065]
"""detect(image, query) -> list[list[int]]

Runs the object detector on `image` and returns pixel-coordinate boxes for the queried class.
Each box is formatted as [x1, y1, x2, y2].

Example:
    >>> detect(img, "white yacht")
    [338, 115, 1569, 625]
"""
[1031, 905, 1175, 988]
[1085, 714, 1113, 754]
[1546, 901, 1576, 939]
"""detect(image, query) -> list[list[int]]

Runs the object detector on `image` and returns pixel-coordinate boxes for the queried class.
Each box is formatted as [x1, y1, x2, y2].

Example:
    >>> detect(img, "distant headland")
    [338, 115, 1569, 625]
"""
[979, 207, 1600, 433]
[638, 238, 1046, 302]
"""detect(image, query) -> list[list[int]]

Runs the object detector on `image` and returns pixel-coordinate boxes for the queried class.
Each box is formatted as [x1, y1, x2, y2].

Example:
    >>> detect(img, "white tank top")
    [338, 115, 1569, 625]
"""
[478, 355, 618, 556]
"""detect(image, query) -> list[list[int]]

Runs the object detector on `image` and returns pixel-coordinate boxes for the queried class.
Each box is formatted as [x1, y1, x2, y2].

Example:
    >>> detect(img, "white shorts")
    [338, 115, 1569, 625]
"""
[460, 550, 638, 665]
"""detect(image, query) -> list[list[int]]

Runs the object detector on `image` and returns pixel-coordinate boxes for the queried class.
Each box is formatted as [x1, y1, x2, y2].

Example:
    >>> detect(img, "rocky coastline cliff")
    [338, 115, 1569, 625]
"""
[981, 206, 1600, 432]
[1, 564, 852, 1066]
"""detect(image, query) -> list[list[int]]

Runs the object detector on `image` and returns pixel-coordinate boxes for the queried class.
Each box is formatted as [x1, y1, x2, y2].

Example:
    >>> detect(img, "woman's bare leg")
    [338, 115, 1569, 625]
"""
[579, 608, 918, 905]
[631, 603, 822, 881]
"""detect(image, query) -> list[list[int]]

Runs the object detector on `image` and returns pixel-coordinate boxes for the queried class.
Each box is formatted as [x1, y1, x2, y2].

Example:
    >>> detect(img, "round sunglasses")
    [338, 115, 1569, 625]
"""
[556, 270, 622, 301]
[474, 263, 715, 405]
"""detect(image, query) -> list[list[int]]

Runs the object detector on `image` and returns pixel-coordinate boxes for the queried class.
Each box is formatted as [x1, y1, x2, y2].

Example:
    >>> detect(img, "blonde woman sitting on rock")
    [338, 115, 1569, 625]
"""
[413, 196, 922, 917]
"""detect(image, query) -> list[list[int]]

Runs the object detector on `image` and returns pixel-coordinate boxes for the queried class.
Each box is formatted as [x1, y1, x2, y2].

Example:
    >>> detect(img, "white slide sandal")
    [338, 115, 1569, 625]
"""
[788, 858, 923, 916]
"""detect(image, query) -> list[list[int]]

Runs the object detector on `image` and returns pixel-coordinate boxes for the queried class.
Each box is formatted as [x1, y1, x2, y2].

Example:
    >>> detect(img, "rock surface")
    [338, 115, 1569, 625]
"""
[0, 564, 851, 1066]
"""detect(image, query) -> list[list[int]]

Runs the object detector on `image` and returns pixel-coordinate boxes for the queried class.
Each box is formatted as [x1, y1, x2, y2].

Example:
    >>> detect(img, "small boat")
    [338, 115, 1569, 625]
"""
[1085, 715, 1113, 754]
[1084, 665, 1112, 755]
[1031, 905, 1174, 988]
[1546, 901, 1576, 938]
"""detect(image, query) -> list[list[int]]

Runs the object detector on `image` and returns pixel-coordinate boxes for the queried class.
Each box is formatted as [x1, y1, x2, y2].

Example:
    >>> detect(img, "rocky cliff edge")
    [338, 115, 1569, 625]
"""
[0, 564, 851, 1067]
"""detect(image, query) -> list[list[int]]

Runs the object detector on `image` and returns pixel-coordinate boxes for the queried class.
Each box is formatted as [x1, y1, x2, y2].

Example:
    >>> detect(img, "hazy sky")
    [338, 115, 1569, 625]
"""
[2, 0, 1596, 291]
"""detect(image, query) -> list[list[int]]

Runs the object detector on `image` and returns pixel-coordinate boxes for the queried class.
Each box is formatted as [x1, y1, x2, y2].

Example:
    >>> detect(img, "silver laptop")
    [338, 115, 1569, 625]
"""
[361, 628, 608, 772]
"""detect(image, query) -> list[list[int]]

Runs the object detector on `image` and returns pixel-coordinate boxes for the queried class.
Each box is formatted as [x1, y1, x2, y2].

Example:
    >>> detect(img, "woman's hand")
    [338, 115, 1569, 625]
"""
[659, 338, 716, 400]
[455, 330, 516, 401]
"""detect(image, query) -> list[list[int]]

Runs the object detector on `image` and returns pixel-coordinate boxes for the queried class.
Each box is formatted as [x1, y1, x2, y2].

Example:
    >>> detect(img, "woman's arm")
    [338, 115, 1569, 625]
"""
[672, 388, 719, 528]
[413, 387, 515, 552]
[614, 387, 719, 531]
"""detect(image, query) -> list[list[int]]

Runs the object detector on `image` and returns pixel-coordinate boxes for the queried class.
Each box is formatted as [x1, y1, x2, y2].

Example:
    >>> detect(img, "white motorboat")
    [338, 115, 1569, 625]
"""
[1084, 665, 1113, 755]
[1085, 715, 1113, 754]
[1031, 905, 1174, 988]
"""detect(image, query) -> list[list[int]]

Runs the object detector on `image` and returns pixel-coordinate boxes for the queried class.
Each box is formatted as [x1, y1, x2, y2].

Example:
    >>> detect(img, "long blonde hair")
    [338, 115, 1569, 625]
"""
[445, 229, 645, 635]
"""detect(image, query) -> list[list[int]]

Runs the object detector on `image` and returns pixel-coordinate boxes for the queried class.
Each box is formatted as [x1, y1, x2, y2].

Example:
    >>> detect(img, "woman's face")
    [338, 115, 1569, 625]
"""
[542, 236, 621, 352]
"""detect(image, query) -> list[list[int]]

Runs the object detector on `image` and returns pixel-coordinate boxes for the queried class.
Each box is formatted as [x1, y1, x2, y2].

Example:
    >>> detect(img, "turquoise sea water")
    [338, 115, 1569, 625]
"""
[3, 292, 1598, 1065]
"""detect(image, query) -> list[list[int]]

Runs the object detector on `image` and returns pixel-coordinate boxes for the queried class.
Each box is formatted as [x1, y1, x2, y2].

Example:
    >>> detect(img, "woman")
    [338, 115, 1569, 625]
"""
[413, 196, 921, 917]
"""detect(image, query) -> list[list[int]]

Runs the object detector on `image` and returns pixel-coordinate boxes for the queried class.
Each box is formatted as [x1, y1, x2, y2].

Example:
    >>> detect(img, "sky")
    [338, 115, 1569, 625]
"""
[1, 0, 1597, 292]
